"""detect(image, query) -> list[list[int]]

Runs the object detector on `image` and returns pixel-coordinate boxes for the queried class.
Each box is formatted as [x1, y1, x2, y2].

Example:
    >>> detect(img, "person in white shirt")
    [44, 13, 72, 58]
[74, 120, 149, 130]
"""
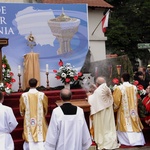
[45, 88, 92, 150]
[0, 91, 18, 150]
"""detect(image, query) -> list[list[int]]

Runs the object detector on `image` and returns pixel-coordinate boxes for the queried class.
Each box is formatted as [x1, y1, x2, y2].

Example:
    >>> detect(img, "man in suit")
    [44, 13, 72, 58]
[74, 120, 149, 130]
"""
[45, 88, 92, 150]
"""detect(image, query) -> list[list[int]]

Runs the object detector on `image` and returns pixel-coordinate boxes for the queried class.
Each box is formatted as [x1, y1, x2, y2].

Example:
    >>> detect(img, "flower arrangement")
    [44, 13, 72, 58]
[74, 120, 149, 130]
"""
[132, 80, 147, 118]
[0, 55, 16, 94]
[132, 80, 146, 96]
[53, 59, 83, 84]
[109, 77, 146, 95]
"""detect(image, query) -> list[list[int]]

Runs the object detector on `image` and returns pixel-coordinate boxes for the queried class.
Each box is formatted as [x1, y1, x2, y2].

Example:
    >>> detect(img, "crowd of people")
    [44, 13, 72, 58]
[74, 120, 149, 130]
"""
[1, 69, 150, 149]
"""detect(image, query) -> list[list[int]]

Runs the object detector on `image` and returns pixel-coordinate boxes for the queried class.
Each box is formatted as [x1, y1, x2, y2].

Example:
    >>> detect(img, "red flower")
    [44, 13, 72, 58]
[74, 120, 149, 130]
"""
[9, 72, 14, 76]
[78, 72, 82, 77]
[74, 76, 78, 81]
[58, 59, 63, 66]
[137, 85, 144, 90]
[112, 78, 119, 84]
[65, 78, 70, 83]
[11, 78, 16, 82]
[2, 64, 6, 68]
[133, 80, 139, 86]
[6, 83, 12, 88]
[53, 70, 57, 73]
[55, 76, 61, 80]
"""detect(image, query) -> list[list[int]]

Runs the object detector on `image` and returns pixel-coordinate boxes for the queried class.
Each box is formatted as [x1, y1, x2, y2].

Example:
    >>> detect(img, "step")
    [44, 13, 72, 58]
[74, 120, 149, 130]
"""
[14, 139, 24, 150]
[12, 128, 23, 140]
[3, 95, 86, 108]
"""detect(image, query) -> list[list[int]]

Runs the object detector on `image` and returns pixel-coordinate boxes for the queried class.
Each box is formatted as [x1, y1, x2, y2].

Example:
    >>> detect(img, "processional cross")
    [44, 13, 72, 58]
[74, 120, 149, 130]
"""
[0, 38, 8, 81]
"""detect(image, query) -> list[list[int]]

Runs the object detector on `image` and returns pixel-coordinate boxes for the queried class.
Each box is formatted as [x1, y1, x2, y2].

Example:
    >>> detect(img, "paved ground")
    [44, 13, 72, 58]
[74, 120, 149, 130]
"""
[118, 146, 150, 150]
[88, 146, 150, 150]
[89, 146, 150, 150]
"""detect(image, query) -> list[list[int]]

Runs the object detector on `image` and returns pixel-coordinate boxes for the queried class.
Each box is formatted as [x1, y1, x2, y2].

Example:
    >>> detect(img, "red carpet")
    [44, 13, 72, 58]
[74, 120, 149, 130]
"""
[3, 88, 150, 150]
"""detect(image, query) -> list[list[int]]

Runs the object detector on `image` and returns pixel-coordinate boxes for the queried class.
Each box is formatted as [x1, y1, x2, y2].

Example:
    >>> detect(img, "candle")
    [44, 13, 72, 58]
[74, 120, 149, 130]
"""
[18, 65, 21, 74]
[46, 64, 49, 72]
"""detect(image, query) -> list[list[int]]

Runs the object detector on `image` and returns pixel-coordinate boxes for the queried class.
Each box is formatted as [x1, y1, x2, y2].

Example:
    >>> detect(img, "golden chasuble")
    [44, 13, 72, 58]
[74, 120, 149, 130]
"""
[113, 82, 143, 132]
[19, 91, 48, 142]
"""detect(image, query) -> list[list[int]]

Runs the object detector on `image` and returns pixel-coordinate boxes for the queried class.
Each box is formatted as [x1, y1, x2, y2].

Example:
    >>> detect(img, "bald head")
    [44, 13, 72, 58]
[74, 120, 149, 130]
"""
[96, 76, 106, 87]
[60, 88, 72, 101]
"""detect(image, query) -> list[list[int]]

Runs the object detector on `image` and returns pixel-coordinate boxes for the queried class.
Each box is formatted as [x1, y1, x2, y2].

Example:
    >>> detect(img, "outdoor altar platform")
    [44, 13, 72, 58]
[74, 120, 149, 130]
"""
[3, 88, 150, 150]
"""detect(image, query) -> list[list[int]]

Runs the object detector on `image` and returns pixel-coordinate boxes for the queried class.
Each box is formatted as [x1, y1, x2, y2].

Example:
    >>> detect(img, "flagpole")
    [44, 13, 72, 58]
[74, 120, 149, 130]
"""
[91, 9, 110, 36]
[91, 20, 103, 35]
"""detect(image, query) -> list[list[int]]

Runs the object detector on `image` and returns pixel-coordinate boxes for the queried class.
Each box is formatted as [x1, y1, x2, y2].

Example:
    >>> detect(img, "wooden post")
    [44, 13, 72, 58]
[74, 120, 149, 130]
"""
[0, 38, 8, 81]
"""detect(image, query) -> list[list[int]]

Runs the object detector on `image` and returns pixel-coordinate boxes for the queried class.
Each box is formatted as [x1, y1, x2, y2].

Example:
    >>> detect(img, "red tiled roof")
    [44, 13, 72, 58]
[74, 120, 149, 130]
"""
[42, 0, 113, 8]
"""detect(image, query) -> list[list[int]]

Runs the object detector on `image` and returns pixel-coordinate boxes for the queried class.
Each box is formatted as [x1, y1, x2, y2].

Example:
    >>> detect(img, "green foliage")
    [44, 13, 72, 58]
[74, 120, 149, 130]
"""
[2, 55, 11, 84]
[105, 0, 150, 66]
[1, 55, 16, 94]
[88, 55, 133, 86]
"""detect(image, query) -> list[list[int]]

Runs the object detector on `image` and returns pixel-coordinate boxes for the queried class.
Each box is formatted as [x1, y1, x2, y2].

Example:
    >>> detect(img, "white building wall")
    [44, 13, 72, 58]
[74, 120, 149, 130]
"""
[88, 8, 107, 62]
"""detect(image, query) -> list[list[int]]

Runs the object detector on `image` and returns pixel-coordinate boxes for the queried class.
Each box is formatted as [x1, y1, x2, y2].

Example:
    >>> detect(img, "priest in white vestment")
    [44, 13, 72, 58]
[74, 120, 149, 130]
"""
[0, 91, 18, 150]
[88, 76, 120, 150]
[113, 72, 145, 146]
[45, 88, 92, 150]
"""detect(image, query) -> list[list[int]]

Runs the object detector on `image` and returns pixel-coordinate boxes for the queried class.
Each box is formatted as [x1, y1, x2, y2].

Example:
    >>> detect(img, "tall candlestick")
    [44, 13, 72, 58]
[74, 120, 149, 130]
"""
[18, 73, 23, 92]
[18, 65, 21, 74]
[46, 64, 49, 72]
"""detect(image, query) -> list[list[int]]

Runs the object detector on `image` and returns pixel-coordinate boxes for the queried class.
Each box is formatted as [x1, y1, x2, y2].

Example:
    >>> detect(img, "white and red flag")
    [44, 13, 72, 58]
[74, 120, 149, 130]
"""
[102, 9, 110, 33]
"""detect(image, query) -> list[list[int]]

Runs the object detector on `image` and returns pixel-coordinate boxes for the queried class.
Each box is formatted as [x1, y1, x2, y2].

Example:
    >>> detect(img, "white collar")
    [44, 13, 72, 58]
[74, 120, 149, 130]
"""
[123, 82, 132, 87]
[29, 88, 38, 93]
